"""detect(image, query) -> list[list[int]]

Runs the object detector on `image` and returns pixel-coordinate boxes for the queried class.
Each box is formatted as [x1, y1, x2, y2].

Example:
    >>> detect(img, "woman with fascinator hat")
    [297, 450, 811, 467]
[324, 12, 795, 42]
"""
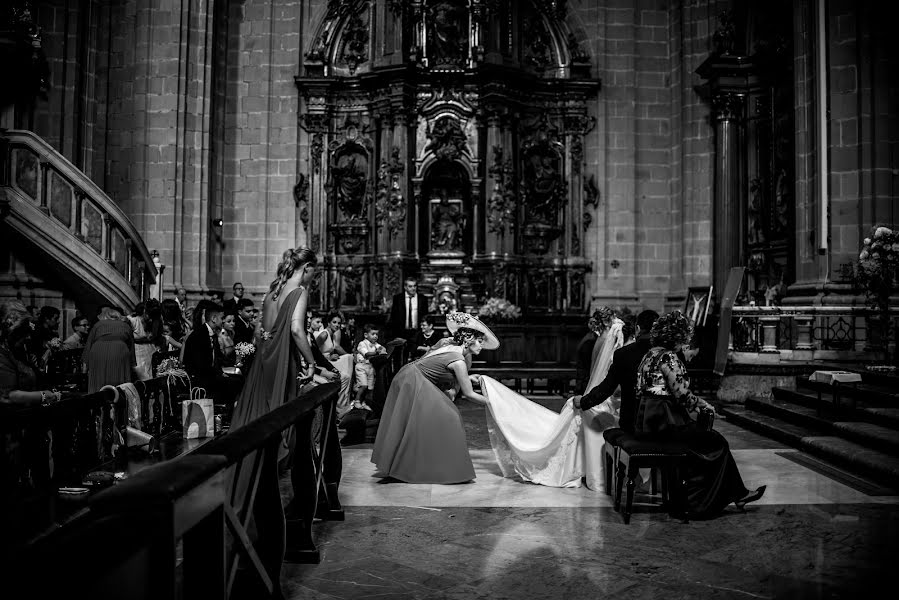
[375, 311, 592, 488]
[372, 311, 497, 483]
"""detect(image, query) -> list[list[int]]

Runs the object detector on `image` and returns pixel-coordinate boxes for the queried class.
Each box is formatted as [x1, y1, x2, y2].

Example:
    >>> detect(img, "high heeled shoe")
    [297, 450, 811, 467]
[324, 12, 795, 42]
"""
[735, 485, 766, 510]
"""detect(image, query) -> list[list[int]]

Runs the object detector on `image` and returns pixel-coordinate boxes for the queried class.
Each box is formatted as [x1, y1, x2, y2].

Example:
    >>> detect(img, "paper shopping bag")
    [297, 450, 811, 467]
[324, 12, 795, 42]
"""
[182, 387, 214, 439]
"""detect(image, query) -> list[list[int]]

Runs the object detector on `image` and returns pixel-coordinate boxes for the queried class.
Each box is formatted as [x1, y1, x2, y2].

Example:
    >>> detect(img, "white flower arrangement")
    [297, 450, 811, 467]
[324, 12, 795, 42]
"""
[156, 357, 185, 377]
[47, 337, 62, 350]
[235, 342, 256, 362]
[477, 297, 522, 321]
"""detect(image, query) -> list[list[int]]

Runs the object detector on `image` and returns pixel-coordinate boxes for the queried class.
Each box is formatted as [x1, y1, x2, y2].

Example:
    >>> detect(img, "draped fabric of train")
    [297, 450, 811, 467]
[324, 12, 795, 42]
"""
[481, 319, 624, 491]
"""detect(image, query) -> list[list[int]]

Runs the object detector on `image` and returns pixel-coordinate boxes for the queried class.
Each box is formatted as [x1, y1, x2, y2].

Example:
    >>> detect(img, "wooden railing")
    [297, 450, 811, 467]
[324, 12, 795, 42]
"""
[729, 305, 899, 362]
[0, 376, 189, 543]
[0, 129, 156, 305]
[7, 382, 342, 600]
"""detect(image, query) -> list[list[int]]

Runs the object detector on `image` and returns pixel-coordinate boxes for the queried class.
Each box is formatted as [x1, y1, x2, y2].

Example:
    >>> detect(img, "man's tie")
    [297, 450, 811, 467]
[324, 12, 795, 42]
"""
[406, 295, 412, 330]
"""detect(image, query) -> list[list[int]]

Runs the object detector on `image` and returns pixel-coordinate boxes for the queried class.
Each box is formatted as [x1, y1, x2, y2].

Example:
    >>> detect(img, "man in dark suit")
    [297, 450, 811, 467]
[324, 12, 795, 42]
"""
[576, 309, 659, 432]
[388, 277, 429, 364]
[222, 282, 244, 314]
[233, 298, 255, 345]
[182, 301, 237, 406]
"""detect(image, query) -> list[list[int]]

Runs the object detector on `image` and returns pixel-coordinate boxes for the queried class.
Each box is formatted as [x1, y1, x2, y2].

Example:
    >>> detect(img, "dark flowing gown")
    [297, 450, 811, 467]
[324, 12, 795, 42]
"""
[635, 348, 750, 518]
[227, 286, 304, 586]
[372, 346, 475, 484]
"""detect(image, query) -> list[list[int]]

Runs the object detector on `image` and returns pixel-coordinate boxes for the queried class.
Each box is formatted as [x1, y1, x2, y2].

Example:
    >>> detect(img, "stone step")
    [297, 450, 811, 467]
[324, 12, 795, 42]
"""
[860, 407, 899, 429]
[751, 391, 836, 430]
[801, 436, 899, 490]
[831, 421, 899, 456]
[717, 406, 819, 447]
[759, 391, 899, 456]
[771, 387, 899, 430]
[719, 406, 899, 489]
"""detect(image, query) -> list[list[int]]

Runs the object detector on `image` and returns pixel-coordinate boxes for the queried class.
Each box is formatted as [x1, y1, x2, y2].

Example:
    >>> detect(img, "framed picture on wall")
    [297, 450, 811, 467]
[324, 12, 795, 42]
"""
[684, 286, 714, 326]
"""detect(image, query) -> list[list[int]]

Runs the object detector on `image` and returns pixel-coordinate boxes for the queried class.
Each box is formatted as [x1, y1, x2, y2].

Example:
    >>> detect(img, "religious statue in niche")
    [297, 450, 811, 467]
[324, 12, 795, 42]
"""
[522, 147, 562, 225]
[329, 147, 369, 220]
[424, 116, 468, 161]
[427, 0, 468, 67]
[431, 193, 466, 252]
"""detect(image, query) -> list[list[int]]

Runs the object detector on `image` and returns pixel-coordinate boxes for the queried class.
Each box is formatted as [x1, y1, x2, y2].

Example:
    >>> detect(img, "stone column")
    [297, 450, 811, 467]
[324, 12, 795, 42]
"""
[711, 93, 746, 299]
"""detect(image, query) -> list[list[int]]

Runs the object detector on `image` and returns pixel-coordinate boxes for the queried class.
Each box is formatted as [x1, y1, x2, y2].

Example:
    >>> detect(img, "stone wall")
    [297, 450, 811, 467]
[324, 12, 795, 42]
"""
[8, 0, 896, 315]
[576, 0, 719, 313]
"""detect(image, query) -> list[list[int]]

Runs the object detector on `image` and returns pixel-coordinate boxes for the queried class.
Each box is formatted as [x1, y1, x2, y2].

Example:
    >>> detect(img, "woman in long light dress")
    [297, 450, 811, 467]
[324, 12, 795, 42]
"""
[315, 310, 354, 415]
[482, 308, 624, 490]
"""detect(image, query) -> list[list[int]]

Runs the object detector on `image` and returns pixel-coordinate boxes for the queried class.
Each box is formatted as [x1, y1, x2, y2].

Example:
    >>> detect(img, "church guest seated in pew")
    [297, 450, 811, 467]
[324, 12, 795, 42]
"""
[182, 300, 239, 407]
[0, 300, 62, 407]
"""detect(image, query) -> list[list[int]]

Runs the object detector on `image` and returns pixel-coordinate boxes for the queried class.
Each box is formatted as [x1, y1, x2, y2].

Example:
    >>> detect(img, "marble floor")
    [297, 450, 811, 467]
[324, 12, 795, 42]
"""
[280, 399, 898, 599]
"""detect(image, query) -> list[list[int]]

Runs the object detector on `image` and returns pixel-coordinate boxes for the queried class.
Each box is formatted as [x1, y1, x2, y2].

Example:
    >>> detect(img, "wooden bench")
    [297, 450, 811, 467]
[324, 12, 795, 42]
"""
[472, 365, 577, 396]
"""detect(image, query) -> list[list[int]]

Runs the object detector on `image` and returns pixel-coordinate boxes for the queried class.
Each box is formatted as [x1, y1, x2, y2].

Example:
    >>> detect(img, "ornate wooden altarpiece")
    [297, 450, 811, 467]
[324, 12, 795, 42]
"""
[294, 0, 600, 319]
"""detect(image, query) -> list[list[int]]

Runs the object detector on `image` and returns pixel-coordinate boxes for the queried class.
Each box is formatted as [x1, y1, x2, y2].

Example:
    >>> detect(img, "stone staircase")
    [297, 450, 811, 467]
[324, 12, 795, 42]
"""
[719, 370, 899, 490]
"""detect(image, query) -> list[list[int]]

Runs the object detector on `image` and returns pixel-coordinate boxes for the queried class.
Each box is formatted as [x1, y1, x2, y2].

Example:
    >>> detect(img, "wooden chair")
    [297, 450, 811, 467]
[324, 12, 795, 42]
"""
[611, 433, 690, 524]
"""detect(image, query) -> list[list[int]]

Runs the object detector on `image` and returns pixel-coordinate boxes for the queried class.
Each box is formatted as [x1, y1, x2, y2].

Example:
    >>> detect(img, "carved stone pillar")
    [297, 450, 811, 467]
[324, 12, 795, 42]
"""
[483, 112, 506, 257]
[712, 92, 746, 299]
[794, 315, 815, 350]
[759, 315, 781, 354]
[697, 49, 758, 301]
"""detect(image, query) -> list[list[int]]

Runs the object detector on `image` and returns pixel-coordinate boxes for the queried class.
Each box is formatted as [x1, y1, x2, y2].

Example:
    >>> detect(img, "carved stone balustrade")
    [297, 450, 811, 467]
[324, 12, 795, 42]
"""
[728, 305, 899, 365]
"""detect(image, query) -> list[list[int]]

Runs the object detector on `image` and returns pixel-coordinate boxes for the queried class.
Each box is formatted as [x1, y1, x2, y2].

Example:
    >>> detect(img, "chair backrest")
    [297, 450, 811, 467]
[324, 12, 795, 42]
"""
[46, 348, 82, 375]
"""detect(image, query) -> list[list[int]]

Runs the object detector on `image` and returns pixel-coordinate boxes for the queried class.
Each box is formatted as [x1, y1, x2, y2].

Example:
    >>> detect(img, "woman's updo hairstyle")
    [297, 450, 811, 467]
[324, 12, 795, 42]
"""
[269, 247, 318, 300]
[452, 327, 483, 347]
[592, 306, 615, 335]
[649, 310, 694, 350]
[0, 300, 30, 342]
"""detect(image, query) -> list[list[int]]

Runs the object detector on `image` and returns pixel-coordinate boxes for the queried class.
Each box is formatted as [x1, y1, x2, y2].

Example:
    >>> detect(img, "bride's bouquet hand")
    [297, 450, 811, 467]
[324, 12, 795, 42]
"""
[469, 374, 482, 387]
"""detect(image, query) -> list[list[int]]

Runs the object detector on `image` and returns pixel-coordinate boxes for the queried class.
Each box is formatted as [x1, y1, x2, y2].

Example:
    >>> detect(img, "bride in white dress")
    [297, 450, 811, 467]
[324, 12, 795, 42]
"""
[482, 308, 624, 489]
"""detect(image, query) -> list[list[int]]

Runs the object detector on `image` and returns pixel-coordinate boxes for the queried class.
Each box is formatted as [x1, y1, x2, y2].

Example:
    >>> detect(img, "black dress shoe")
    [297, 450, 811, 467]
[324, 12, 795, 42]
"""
[735, 485, 766, 510]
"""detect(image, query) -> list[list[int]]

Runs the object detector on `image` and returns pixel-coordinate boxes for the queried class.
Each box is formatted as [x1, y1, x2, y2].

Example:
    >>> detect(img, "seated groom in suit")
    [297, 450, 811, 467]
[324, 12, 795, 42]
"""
[182, 301, 238, 407]
[574, 309, 659, 433]
[388, 277, 429, 365]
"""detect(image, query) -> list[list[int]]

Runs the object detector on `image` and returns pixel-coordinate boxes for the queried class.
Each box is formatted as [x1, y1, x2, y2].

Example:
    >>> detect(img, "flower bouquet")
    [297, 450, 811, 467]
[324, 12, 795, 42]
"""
[235, 342, 256, 367]
[47, 337, 62, 351]
[855, 225, 898, 362]
[155, 357, 190, 422]
[477, 297, 522, 322]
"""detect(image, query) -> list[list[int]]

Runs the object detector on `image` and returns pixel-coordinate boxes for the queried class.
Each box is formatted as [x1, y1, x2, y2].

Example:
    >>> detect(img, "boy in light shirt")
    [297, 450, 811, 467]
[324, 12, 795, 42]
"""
[353, 323, 386, 411]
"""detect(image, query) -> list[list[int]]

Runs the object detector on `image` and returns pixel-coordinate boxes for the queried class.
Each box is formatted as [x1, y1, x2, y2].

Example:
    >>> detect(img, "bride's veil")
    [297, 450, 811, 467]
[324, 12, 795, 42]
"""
[580, 317, 624, 491]
[584, 318, 624, 394]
